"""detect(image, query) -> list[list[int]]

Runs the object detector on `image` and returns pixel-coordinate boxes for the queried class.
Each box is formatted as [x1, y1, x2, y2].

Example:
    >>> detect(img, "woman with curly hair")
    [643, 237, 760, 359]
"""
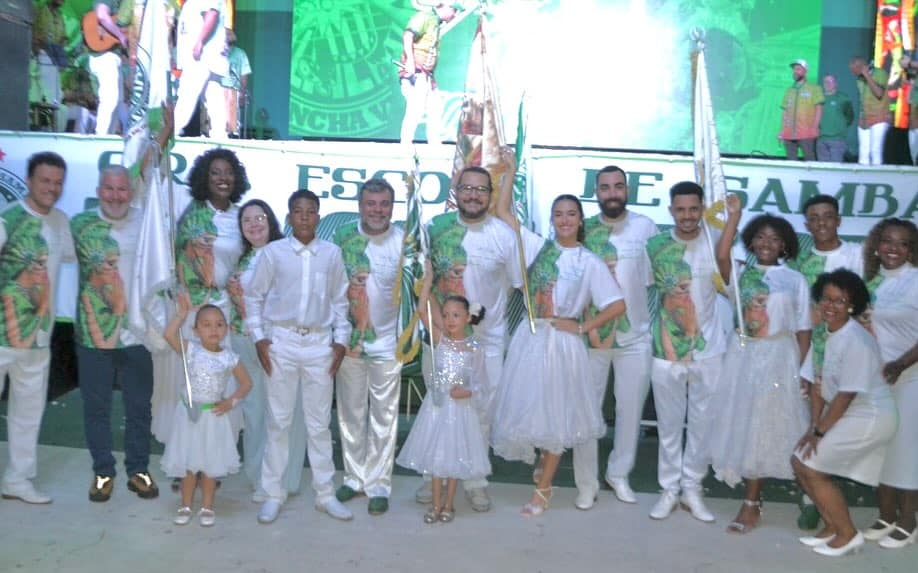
[859, 218, 918, 549]
[791, 269, 898, 557]
[709, 202, 812, 534]
[152, 148, 250, 450]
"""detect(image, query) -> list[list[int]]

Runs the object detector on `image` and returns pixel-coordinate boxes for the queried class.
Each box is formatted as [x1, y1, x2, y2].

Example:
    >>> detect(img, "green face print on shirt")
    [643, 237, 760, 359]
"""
[334, 221, 378, 355]
[0, 205, 51, 348]
[582, 218, 630, 347]
[72, 211, 126, 349]
[647, 233, 706, 361]
[176, 201, 219, 306]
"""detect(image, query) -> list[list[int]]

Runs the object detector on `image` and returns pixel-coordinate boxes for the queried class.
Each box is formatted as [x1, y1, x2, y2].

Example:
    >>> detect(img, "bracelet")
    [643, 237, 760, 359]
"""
[230, 398, 239, 410]
[813, 427, 825, 438]
[578, 323, 583, 335]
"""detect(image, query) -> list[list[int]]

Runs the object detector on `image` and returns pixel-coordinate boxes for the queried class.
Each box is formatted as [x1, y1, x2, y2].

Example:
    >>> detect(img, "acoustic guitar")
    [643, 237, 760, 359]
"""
[82, 11, 123, 53]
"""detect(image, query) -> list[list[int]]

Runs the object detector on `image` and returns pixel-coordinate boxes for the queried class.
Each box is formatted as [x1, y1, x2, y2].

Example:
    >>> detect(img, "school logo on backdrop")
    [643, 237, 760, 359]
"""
[0, 166, 28, 208]
[288, 3, 403, 138]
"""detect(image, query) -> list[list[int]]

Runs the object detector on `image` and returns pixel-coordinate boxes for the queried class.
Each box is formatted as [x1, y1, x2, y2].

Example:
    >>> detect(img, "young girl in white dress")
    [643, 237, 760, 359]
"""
[397, 270, 491, 524]
[160, 293, 252, 527]
[710, 200, 812, 534]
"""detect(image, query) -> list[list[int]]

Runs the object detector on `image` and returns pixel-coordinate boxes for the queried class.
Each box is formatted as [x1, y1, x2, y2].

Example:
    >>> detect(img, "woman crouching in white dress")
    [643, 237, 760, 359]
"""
[791, 269, 898, 557]
[491, 192, 626, 516]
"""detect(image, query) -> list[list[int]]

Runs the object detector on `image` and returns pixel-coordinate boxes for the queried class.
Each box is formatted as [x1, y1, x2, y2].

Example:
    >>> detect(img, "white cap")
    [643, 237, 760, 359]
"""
[790, 59, 808, 70]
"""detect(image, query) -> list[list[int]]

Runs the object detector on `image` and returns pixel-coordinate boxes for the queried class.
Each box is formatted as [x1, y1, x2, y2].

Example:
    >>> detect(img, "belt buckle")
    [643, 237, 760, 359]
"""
[294, 326, 311, 336]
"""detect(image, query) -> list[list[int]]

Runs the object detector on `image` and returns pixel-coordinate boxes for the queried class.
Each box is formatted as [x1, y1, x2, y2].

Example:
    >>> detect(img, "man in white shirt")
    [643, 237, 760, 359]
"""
[332, 179, 404, 516]
[0, 152, 75, 505]
[174, 0, 229, 138]
[645, 182, 730, 523]
[244, 190, 352, 524]
[573, 166, 658, 510]
[418, 165, 524, 511]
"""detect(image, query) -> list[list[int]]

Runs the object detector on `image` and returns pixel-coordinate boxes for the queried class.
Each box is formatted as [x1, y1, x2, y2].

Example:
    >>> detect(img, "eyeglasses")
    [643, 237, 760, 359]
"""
[242, 214, 268, 224]
[456, 184, 491, 196]
[819, 296, 849, 307]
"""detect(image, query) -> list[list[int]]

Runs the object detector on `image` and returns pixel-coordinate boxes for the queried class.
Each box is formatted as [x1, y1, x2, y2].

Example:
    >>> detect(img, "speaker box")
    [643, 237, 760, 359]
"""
[0, 0, 32, 131]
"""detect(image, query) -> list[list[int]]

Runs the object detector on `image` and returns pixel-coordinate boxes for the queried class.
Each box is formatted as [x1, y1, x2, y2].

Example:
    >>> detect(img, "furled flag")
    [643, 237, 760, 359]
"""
[512, 94, 532, 229]
[692, 31, 743, 337]
[394, 154, 427, 364]
[450, 14, 509, 211]
[126, 0, 174, 350]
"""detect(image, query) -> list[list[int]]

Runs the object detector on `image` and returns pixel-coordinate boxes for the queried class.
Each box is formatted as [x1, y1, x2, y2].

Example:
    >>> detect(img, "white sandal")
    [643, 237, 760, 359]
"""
[521, 487, 553, 517]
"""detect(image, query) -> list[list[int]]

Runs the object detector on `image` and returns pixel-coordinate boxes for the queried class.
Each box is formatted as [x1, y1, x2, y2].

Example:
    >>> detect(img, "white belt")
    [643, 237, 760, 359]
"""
[272, 322, 329, 336]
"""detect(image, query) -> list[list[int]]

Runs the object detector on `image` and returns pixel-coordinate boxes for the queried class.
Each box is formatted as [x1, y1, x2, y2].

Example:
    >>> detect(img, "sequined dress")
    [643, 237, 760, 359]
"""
[160, 341, 242, 478]
[396, 336, 492, 480]
[709, 264, 811, 486]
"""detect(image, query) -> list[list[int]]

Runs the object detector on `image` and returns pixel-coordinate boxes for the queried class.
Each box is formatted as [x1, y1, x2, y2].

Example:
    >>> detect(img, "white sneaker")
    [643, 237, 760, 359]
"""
[316, 497, 354, 521]
[649, 491, 680, 520]
[605, 476, 638, 504]
[465, 487, 491, 512]
[1, 480, 52, 504]
[574, 489, 597, 510]
[680, 489, 715, 523]
[415, 480, 433, 504]
[257, 499, 282, 524]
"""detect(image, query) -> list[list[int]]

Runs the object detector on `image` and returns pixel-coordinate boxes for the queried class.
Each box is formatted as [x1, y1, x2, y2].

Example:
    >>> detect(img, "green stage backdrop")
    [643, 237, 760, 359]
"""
[288, 0, 823, 154]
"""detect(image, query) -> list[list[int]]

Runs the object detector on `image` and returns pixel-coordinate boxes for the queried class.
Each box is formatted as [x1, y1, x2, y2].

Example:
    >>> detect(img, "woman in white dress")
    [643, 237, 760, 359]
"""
[710, 200, 812, 534]
[491, 193, 626, 516]
[152, 148, 247, 490]
[792, 269, 898, 557]
[859, 218, 918, 549]
[227, 199, 309, 501]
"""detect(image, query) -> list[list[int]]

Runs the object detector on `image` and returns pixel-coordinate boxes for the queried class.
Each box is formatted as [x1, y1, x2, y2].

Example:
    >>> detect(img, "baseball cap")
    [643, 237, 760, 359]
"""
[789, 59, 808, 70]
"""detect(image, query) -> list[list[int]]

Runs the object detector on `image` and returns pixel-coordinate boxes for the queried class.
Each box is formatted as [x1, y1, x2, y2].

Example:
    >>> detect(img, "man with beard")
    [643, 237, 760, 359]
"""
[418, 164, 523, 512]
[571, 166, 658, 510]
[779, 60, 824, 161]
[645, 182, 732, 523]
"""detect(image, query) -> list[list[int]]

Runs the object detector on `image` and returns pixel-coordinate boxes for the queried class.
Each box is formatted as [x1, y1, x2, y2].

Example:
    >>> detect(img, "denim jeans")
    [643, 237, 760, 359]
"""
[77, 344, 154, 477]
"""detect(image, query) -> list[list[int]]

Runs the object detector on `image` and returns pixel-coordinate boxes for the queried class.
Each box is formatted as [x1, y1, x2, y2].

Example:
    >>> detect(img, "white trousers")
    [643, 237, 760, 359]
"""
[857, 122, 889, 165]
[399, 75, 443, 145]
[650, 355, 722, 493]
[88, 51, 122, 135]
[175, 61, 227, 139]
[0, 347, 50, 487]
[260, 328, 336, 503]
[908, 128, 918, 165]
[335, 356, 402, 498]
[421, 342, 503, 490]
[231, 334, 306, 496]
[573, 338, 652, 495]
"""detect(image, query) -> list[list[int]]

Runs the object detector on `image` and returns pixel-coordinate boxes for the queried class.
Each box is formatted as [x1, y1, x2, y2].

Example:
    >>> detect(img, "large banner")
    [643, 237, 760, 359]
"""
[1, 132, 916, 316]
[289, 0, 823, 156]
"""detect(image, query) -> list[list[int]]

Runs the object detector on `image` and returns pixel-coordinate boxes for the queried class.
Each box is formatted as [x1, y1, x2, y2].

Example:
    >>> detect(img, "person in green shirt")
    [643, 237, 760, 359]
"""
[850, 56, 890, 165]
[817, 75, 853, 163]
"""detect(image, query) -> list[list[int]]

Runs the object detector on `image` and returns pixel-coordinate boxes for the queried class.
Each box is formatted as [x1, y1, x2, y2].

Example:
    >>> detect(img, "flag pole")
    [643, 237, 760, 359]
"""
[692, 29, 746, 344]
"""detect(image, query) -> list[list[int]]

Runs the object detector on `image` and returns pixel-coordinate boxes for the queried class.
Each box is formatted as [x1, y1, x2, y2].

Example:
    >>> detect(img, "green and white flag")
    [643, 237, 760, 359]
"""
[126, 0, 174, 349]
[394, 154, 427, 364]
[122, 0, 172, 175]
[512, 95, 532, 229]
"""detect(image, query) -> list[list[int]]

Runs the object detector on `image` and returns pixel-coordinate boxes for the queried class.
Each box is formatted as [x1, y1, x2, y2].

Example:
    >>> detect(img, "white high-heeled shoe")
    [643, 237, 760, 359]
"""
[879, 525, 918, 549]
[863, 518, 897, 541]
[799, 534, 835, 547]
[813, 532, 865, 557]
[521, 487, 553, 517]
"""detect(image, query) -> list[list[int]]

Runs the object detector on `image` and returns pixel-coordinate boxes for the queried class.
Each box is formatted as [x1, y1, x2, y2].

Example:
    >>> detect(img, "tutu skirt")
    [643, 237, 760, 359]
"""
[396, 394, 491, 480]
[160, 403, 241, 478]
[709, 334, 809, 487]
[491, 321, 605, 464]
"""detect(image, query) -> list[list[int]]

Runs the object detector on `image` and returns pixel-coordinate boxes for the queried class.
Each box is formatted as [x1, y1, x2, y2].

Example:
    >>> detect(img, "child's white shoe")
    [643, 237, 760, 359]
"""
[199, 508, 215, 527]
[174, 506, 192, 525]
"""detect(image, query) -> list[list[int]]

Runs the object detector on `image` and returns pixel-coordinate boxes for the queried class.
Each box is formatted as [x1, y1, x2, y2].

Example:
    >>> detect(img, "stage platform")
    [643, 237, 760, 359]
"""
[0, 443, 913, 573]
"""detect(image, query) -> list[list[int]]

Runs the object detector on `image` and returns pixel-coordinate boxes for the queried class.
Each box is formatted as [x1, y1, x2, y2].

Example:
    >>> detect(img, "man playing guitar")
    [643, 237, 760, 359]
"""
[86, 1, 130, 135]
